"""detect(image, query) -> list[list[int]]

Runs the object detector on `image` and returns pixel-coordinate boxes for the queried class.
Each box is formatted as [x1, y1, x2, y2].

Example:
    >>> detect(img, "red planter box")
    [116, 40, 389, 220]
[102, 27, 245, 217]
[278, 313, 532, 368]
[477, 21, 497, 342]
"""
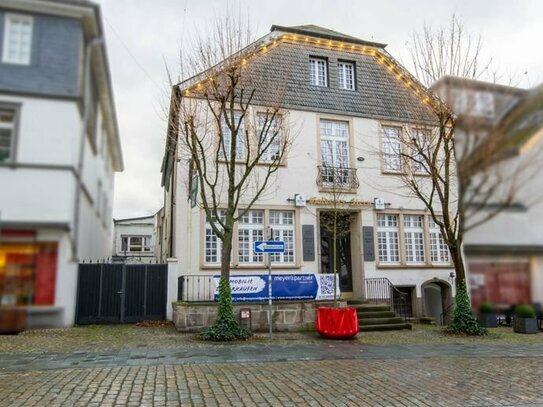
[316, 306, 359, 339]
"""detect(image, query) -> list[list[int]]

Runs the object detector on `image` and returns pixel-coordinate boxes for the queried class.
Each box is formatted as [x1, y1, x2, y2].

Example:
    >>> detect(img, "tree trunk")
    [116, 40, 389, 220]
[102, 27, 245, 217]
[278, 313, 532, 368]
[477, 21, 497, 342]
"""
[449, 243, 466, 288]
[220, 229, 233, 280]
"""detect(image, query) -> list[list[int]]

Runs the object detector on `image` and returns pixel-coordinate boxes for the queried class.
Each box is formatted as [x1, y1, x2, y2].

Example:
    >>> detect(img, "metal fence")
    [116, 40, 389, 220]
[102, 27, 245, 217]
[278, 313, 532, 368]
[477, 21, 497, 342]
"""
[178, 275, 215, 302]
[365, 277, 409, 321]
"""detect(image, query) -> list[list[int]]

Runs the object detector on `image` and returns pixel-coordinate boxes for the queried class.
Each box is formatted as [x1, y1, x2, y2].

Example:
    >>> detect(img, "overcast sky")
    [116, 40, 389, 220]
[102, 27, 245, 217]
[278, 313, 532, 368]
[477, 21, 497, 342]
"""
[96, 0, 543, 220]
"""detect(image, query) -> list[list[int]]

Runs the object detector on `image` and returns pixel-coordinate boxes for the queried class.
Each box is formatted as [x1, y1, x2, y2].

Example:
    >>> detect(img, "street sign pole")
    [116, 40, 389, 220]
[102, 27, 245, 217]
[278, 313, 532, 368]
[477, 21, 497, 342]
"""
[268, 252, 272, 340]
[253, 237, 285, 341]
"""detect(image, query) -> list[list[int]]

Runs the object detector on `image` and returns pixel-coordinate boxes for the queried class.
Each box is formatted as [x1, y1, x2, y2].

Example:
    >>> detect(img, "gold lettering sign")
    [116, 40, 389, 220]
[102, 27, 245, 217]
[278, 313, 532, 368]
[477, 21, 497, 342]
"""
[307, 197, 372, 207]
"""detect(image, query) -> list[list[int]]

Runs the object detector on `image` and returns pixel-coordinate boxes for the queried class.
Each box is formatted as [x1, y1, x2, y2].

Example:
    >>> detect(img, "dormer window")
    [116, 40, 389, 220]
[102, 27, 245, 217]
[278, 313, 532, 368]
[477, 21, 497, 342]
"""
[338, 61, 355, 90]
[309, 57, 328, 87]
[2, 14, 33, 65]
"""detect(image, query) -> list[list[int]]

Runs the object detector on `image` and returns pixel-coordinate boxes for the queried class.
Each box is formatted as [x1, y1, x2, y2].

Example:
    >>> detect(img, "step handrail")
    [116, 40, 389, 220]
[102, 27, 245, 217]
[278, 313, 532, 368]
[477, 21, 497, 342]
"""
[365, 277, 409, 322]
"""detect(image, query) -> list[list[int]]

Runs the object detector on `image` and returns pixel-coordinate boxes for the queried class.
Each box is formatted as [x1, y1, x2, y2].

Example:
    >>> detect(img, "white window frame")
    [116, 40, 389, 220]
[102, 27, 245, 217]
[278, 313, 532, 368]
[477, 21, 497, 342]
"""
[429, 217, 450, 264]
[121, 235, 152, 253]
[269, 210, 295, 264]
[320, 119, 351, 187]
[310, 57, 328, 87]
[382, 126, 403, 173]
[2, 13, 33, 65]
[377, 214, 400, 264]
[204, 210, 225, 264]
[220, 112, 244, 161]
[338, 61, 355, 90]
[256, 113, 282, 162]
[404, 215, 425, 264]
[0, 106, 17, 162]
[473, 91, 495, 117]
[238, 210, 264, 264]
[411, 128, 431, 174]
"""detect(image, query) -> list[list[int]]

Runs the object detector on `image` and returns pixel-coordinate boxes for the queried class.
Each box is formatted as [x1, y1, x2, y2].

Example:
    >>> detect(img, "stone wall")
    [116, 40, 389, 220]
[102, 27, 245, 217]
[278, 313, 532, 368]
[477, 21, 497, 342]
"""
[172, 301, 335, 333]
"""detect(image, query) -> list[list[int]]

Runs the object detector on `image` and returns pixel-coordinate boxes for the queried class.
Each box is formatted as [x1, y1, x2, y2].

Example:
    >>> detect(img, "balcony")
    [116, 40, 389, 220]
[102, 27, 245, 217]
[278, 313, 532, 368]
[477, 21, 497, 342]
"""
[316, 166, 359, 190]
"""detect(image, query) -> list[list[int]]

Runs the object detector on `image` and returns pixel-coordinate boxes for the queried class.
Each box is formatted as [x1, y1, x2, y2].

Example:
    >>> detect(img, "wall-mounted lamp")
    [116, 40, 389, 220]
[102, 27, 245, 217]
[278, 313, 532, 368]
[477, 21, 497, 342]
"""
[357, 157, 365, 162]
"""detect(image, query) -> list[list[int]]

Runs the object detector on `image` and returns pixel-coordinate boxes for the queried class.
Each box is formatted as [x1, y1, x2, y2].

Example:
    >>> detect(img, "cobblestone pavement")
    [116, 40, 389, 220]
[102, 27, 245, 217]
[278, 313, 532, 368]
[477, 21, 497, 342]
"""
[1, 356, 543, 407]
[2, 342, 543, 406]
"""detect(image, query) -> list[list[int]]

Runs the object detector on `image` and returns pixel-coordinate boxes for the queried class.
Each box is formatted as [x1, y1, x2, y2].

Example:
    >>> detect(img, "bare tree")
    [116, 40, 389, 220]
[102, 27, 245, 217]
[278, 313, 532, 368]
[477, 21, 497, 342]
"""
[403, 14, 540, 287]
[172, 17, 293, 340]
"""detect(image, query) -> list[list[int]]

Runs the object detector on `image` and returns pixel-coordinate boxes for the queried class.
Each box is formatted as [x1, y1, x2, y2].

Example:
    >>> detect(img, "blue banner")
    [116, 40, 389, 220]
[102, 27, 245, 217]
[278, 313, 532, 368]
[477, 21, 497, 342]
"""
[212, 274, 338, 302]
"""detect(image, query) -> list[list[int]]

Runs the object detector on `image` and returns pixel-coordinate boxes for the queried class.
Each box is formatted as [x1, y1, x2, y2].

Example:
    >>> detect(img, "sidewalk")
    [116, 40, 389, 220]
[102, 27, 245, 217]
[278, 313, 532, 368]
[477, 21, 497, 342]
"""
[2, 341, 543, 373]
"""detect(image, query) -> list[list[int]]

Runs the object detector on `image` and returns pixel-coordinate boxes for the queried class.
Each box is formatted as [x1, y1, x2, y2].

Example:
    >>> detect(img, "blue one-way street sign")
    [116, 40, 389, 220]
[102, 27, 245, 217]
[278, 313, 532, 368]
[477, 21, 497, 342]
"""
[254, 241, 285, 253]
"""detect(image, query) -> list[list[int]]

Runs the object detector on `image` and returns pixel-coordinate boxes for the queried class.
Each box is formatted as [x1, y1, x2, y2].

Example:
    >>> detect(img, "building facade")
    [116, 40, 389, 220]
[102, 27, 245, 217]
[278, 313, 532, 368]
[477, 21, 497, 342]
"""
[433, 76, 543, 311]
[161, 25, 457, 321]
[112, 211, 162, 264]
[0, 0, 123, 327]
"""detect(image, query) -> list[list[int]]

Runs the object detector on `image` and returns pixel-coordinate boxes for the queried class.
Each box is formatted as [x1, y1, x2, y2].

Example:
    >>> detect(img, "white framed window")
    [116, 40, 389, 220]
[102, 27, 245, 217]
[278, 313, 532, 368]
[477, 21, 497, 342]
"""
[382, 126, 402, 172]
[473, 91, 495, 117]
[121, 236, 152, 253]
[429, 217, 450, 264]
[310, 57, 328, 87]
[256, 113, 282, 162]
[320, 119, 350, 186]
[238, 210, 264, 264]
[269, 210, 295, 263]
[205, 210, 225, 264]
[220, 112, 244, 160]
[377, 214, 400, 263]
[411, 128, 430, 174]
[451, 88, 467, 114]
[0, 107, 17, 162]
[2, 14, 33, 65]
[404, 215, 425, 264]
[338, 61, 355, 90]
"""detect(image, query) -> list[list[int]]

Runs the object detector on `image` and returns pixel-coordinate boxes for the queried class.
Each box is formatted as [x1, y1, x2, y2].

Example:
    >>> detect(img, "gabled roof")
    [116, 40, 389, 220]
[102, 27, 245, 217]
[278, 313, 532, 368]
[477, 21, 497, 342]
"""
[270, 24, 387, 49]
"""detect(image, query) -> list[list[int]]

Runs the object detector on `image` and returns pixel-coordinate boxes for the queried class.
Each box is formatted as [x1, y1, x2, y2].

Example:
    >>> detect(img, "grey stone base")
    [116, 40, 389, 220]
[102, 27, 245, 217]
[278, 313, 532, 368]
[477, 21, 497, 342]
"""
[172, 301, 334, 333]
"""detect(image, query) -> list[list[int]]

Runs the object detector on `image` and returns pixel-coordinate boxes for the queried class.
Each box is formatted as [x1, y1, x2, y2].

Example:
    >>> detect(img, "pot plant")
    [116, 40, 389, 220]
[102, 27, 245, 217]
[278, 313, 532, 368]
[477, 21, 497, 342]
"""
[478, 302, 498, 328]
[513, 304, 539, 334]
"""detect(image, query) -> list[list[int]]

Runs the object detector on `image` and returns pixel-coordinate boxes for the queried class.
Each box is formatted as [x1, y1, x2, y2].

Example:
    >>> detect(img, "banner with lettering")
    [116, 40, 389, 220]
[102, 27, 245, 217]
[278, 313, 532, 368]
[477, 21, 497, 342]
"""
[212, 274, 339, 302]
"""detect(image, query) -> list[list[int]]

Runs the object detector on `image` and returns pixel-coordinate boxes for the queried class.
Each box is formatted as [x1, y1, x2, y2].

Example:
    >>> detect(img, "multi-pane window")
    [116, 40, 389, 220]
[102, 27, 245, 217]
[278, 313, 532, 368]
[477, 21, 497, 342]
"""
[473, 91, 495, 117]
[121, 236, 151, 253]
[310, 57, 328, 87]
[404, 215, 425, 263]
[257, 113, 282, 162]
[382, 126, 402, 172]
[320, 120, 350, 185]
[205, 210, 225, 263]
[338, 61, 355, 90]
[0, 107, 16, 162]
[411, 128, 430, 174]
[220, 112, 244, 160]
[429, 217, 450, 264]
[377, 214, 400, 263]
[2, 14, 33, 65]
[238, 210, 264, 264]
[270, 210, 295, 263]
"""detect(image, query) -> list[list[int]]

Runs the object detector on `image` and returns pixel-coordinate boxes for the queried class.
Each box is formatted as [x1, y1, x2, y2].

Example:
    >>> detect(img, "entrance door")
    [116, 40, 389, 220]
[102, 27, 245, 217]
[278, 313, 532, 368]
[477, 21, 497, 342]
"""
[320, 212, 353, 292]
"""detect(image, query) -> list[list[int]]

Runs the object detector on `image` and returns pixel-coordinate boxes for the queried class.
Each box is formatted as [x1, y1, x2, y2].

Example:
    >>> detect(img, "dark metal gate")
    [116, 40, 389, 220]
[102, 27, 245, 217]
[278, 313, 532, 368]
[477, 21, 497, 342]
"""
[75, 263, 167, 325]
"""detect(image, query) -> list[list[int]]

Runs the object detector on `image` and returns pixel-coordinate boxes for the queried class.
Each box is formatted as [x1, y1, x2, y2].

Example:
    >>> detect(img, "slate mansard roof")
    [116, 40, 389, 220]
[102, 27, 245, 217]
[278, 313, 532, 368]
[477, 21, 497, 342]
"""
[177, 24, 437, 125]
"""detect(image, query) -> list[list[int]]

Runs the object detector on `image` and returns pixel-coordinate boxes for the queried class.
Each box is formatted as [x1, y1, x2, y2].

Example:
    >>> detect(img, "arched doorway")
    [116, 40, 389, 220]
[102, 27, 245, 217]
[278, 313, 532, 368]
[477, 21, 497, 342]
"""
[422, 279, 453, 325]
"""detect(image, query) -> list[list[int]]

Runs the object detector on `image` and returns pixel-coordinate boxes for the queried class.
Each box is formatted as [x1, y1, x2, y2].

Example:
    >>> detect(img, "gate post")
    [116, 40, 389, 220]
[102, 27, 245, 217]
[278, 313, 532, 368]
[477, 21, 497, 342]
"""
[120, 263, 126, 323]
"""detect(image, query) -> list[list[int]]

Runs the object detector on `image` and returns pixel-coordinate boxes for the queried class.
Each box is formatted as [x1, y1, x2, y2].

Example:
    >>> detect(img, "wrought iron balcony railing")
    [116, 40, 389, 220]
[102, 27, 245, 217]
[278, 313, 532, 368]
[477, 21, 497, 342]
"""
[316, 166, 360, 189]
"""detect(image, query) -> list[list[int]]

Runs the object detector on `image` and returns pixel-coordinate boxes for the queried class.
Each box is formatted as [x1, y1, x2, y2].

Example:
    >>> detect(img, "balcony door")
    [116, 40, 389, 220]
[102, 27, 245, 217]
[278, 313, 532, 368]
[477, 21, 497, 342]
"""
[320, 120, 350, 186]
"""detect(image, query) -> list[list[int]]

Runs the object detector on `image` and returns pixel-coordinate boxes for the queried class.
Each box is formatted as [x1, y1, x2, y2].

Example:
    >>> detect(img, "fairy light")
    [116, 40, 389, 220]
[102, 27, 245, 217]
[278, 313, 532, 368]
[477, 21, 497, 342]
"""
[181, 32, 433, 106]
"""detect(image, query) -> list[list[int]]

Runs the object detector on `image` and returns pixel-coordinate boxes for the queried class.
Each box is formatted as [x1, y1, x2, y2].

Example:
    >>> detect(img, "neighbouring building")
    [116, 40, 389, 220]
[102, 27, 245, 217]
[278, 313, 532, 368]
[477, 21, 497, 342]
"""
[0, 0, 123, 328]
[433, 76, 543, 312]
[112, 210, 162, 264]
[161, 25, 458, 325]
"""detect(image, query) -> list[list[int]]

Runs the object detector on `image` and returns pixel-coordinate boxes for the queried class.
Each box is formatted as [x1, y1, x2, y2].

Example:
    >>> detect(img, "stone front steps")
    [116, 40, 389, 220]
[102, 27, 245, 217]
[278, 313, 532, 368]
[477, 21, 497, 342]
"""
[348, 301, 412, 332]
